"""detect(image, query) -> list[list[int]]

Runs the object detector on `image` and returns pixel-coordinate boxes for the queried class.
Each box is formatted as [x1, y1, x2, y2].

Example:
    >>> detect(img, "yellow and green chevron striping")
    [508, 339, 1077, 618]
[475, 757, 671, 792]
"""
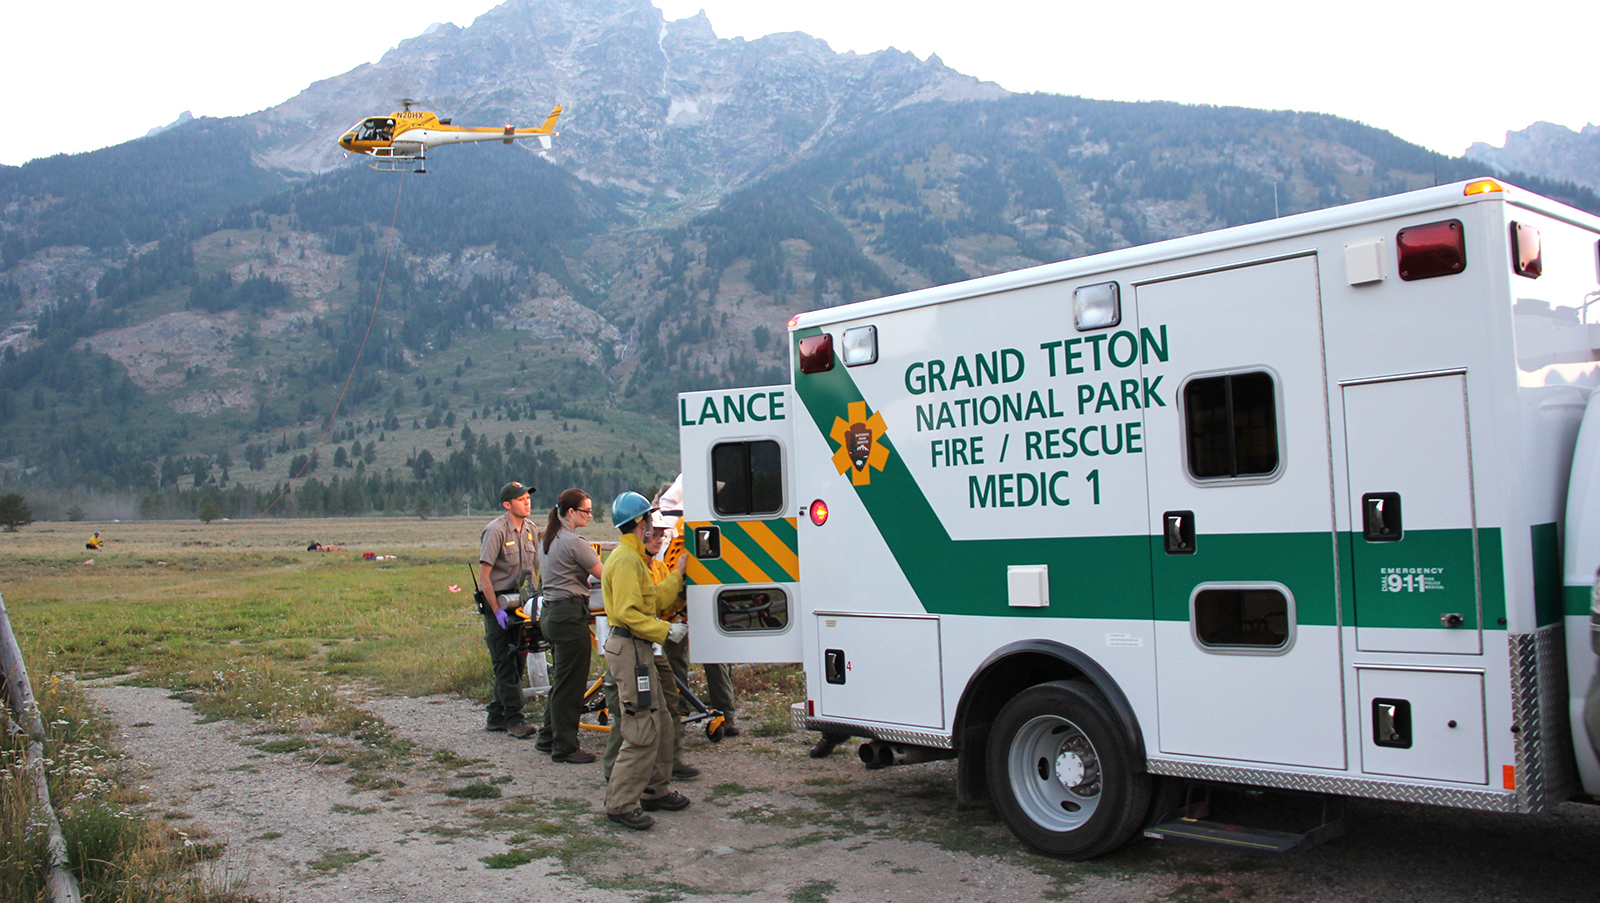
[686, 518, 798, 586]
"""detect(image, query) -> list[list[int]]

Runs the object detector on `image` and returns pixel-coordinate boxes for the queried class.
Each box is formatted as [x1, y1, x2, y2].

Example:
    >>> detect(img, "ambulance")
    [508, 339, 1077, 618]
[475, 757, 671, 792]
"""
[677, 179, 1600, 858]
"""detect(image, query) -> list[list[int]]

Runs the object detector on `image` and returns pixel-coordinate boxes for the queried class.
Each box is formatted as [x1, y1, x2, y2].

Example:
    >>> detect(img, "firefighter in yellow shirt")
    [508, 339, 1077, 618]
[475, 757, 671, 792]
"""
[602, 513, 697, 781]
[600, 491, 688, 830]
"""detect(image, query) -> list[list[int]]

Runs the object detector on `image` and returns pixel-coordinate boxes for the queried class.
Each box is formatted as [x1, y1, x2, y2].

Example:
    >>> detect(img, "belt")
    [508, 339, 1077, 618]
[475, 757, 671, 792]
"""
[609, 625, 633, 639]
[543, 593, 587, 605]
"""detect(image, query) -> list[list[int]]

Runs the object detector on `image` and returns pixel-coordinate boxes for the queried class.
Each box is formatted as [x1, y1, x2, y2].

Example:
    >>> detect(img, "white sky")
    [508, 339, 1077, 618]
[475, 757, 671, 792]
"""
[5, 1, 1594, 167]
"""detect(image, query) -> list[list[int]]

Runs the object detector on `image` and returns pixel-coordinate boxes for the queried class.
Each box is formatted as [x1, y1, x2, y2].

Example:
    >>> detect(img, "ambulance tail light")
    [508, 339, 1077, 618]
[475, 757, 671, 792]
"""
[798, 333, 834, 373]
[1511, 222, 1542, 278]
[807, 699, 815, 717]
[1397, 219, 1466, 281]
[808, 499, 829, 526]
[1464, 179, 1504, 196]
[787, 314, 801, 329]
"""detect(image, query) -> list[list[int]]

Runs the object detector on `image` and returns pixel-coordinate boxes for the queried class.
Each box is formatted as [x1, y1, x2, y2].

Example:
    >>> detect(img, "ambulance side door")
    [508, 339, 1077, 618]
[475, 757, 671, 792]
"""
[1138, 254, 1347, 769]
[678, 387, 804, 664]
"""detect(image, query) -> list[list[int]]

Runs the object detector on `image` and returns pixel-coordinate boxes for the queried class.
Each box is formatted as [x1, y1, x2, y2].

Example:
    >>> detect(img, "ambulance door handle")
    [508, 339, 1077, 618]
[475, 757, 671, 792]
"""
[1362, 492, 1402, 542]
[1163, 511, 1195, 555]
[694, 526, 722, 560]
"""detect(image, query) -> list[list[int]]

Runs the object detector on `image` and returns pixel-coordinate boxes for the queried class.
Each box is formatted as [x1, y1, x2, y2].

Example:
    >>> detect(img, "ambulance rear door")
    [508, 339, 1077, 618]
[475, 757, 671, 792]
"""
[678, 386, 804, 664]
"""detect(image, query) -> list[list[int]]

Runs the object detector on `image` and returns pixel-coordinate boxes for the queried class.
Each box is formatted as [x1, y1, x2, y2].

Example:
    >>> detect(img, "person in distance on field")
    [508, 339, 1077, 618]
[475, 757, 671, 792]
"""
[601, 491, 690, 830]
[478, 481, 541, 739]
[86, 530, 103, 550]
[533, 488, 602, 764]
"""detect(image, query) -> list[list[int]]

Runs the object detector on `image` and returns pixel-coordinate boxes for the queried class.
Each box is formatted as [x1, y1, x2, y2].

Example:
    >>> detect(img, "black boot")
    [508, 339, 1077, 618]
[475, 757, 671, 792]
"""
[809, 732, 847, 758]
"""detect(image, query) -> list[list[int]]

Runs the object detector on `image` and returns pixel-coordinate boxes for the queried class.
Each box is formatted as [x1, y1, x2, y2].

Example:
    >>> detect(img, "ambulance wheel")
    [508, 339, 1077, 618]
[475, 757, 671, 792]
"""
[1143, 775, 1186, 829]
[986, 679, 1149, 860]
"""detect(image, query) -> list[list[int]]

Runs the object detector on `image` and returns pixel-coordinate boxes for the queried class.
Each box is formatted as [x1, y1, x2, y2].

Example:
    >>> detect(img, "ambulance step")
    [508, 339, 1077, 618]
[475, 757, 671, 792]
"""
[1142, 786, 1345, 853]
[1143, 815, 1343, 852]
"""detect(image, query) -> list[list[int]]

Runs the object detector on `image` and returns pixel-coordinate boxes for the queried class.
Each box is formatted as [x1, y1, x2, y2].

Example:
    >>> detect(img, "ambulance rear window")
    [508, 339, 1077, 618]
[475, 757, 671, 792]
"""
[1183, 371, 1279, 480]
[711, 440, 784, 517]
[716, 587, 788, 633]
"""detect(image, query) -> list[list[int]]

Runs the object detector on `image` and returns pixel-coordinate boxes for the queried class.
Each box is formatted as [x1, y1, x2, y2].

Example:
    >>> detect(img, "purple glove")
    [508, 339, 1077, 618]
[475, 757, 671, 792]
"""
[495, 609, 509, 630]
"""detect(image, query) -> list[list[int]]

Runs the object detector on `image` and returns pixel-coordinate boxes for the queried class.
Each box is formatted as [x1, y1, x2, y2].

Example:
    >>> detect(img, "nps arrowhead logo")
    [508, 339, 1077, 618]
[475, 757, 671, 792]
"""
[829, 401, 890, 486]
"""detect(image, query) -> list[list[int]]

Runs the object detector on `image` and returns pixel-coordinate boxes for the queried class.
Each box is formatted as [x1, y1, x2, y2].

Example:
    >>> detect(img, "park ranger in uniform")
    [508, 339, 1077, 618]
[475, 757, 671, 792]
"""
[478, 481, 541, 738]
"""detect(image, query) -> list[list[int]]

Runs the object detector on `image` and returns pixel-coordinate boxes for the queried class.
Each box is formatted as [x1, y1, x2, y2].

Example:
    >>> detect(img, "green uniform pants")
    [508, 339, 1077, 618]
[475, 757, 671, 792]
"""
[535, 597, 592, 757]
[482, 611, 524, 726]
[704, 661, 736, 717]
[678, 636, 737, 719]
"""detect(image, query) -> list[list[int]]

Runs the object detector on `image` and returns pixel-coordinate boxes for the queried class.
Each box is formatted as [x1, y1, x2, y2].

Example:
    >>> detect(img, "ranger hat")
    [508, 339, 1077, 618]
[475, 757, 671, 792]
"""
[499, 481, 534, 503]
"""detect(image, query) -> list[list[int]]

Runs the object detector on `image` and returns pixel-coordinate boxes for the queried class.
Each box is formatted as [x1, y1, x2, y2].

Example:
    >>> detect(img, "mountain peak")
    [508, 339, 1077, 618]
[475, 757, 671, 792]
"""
[249, 0, 1006, 185]
[1465, 121, 1600, 193]
[145, 110, 195, 139]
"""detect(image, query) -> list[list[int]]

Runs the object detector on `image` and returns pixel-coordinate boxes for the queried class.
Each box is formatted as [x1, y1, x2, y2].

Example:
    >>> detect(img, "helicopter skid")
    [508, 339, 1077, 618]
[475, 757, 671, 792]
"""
[368, 154, 427, 174]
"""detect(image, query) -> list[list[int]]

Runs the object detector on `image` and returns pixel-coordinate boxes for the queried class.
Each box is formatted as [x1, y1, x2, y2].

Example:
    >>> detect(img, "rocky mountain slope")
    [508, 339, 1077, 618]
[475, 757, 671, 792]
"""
[1467, 121, 1600, 194]
[0, 0, 1595, 516]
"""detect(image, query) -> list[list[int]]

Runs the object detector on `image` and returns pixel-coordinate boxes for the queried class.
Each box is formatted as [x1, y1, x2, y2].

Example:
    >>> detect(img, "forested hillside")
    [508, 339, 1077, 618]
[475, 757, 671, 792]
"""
[2, 0, 1594, 521]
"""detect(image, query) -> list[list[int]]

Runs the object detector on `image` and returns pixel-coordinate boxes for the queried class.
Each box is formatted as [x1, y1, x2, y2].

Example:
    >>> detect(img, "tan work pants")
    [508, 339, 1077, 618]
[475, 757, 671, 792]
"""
[603, 632, 673, 814]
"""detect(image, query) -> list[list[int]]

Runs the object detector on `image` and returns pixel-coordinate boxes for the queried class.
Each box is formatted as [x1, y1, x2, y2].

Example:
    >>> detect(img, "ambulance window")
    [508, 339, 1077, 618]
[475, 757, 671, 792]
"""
[716, 587, 788, 633]
[711, 440, 783, 517]
[1184, 371, 1279, 480]
[1193, 586, 1292, 650]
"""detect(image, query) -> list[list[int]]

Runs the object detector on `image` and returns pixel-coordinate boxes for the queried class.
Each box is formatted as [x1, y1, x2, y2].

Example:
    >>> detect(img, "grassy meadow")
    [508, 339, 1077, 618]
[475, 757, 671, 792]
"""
[0, 515, 632, 903]
[1, 516, 528, 696]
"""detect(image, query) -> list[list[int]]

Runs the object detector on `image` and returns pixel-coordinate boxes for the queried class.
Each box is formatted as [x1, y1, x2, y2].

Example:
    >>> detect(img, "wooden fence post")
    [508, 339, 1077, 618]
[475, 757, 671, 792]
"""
[0, 592, 83, 903]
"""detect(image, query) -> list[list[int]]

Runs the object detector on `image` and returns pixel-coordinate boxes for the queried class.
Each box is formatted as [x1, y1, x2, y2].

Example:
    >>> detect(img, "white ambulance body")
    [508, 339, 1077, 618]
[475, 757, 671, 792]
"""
[678, 179, 1600, 858]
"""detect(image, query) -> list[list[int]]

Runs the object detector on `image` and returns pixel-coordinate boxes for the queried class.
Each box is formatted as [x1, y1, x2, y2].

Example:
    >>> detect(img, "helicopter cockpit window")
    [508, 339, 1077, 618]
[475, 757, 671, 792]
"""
[358, 119, 394, 142]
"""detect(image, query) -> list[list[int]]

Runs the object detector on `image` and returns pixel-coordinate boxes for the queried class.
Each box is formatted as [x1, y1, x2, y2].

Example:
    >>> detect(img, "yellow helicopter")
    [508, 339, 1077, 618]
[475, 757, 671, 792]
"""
[337, 99, 562, 172]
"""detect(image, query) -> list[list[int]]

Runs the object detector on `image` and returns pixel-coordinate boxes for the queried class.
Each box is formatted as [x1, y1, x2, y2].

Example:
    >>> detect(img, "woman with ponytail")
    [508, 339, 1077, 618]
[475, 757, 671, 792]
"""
[532, 488, 602, 763]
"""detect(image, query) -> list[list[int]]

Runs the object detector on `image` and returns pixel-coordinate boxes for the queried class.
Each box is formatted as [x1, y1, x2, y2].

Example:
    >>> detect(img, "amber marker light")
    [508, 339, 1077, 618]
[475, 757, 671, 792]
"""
[808, 499, 829, 526]
[787, 314, 801, 329]
[1463, 179, 1504, 196]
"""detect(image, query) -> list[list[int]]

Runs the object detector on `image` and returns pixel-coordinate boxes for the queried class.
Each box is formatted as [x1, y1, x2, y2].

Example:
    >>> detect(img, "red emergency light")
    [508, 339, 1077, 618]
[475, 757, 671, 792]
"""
[1397, 219, 1466, 281]
[1511, 222, 1542, 278]
[798, 333, 834, 374]
[808, 499, 829, 526]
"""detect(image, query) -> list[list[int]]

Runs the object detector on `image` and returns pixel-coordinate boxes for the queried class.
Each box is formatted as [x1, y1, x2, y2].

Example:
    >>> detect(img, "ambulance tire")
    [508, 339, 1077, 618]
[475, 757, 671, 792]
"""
[1143, 775, 1186, 829]
[987, 679, 1150, 860]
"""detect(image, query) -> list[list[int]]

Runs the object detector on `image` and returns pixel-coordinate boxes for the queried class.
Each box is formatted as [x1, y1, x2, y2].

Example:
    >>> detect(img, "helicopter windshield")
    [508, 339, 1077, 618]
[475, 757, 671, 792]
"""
[356, 118, 395, 143]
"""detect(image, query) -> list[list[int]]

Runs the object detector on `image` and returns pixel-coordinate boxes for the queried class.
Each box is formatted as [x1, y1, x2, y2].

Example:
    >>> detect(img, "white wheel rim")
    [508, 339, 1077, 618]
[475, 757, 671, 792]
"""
[1006, 713, 1102, 832]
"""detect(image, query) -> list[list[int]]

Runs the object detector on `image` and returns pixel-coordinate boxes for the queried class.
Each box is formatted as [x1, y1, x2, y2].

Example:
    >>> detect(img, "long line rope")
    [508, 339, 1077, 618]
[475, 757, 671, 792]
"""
[216, 173, 407, 543]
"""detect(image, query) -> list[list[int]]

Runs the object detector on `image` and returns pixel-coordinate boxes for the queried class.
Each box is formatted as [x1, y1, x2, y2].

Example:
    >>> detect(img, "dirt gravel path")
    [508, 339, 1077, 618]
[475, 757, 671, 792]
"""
[85, 683, 1111, 902]
[86, 682, 1600, 903]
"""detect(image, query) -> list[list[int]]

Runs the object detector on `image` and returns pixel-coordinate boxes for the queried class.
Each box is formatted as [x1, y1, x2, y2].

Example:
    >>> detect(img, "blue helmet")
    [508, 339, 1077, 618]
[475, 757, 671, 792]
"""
[611, 491, 657, 531]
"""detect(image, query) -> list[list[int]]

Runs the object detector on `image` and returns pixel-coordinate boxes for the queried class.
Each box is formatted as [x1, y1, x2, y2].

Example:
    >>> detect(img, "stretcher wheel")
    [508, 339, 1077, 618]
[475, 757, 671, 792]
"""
[707, 715, 726, 742]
